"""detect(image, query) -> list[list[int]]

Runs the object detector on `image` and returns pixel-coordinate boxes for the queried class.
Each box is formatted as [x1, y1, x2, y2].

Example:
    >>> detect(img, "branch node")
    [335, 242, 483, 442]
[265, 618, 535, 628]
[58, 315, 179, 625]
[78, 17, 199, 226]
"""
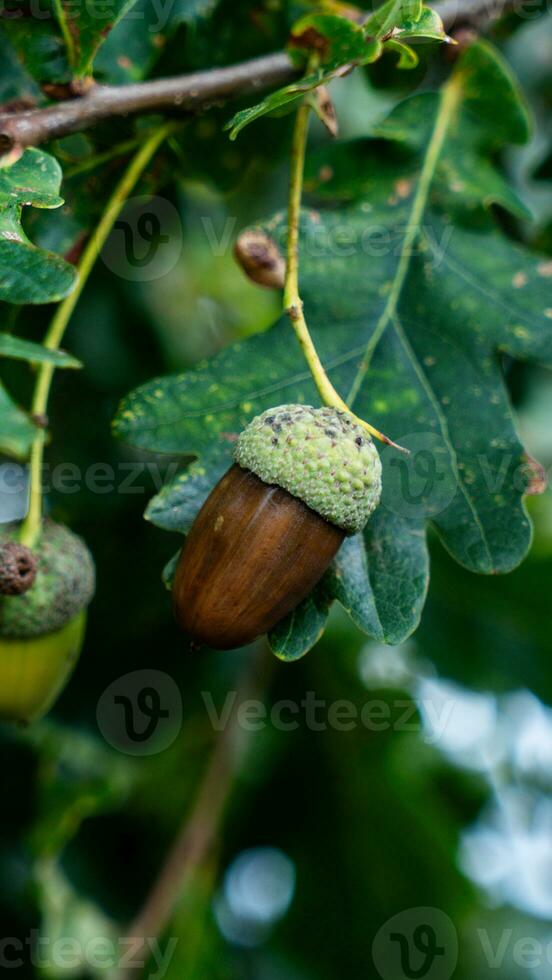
[0, 132, 15, 154]
[286, 302, 303, 321]
[42, 77, 97, 101]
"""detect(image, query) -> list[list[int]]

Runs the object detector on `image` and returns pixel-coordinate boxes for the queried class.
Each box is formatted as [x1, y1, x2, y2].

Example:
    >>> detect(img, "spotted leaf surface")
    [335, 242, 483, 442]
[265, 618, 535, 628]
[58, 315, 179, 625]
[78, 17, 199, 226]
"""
[114, 42, 552, 659]
[53, 0, 140, 77]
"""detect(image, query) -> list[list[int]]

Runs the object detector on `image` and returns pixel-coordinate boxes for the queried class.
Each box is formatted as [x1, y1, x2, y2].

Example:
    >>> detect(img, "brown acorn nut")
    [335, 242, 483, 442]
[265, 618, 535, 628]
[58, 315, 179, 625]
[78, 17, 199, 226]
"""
[172, 405, 382, 650]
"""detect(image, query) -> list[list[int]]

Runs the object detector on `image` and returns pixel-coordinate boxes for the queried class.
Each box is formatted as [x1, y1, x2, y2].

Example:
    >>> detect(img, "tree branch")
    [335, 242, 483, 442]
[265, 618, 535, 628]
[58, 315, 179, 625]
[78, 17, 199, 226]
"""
[0, 53, 298, 153]
[0, 0, 518, 154]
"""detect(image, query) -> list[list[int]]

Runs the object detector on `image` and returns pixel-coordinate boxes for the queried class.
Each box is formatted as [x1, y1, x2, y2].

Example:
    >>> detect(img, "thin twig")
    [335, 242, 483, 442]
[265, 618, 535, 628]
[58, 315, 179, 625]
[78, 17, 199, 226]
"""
[19, 122, 176, 549]
[0, 0, 519, 153]
[119, 646, 273, 979]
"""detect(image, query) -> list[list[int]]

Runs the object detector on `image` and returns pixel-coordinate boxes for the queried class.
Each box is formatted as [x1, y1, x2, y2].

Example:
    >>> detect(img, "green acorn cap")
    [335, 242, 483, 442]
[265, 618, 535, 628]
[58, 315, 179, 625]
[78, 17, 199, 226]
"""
[0, 521, 95, 640]
[234, 404, 382, 533]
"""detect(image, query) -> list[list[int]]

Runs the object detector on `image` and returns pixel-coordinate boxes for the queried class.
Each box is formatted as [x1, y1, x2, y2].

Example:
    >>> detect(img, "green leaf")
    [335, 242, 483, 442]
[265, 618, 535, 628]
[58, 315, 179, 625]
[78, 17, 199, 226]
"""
[363, 0, 407, 37]
[145, 456, 230, 532]
[226, 59, 375, 141]
[289, 14, 383, 70]
[2, 0, 143, 82]
[162, 550, 181, 591]
[93, 0, 163, 83]
[0, 333, 81, 368]
[385, 39, 419, 69]
[390, 6, 449, 42]
[115, 42, 549, 657]
[402, 0, 423, 20]
[0, 148, 78, 304]
[1, 15, 70, 85]
[269, 589, 332, 661]
[226, 71, 325, 140]
[94, 0, 218, 84]
[226, 3, 448, 139]
[365, 0, 446, 39]
[52, 0, 140, 76]
[307, 42, 531, 220]
[0, 381, 36, 460]
[227, 12, 384, 139]
[0, 33, 42, 102]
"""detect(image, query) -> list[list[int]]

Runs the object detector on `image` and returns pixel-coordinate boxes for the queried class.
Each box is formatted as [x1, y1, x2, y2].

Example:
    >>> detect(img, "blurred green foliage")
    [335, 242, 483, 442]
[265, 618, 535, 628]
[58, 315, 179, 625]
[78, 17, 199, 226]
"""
[0, 2, 551, 978]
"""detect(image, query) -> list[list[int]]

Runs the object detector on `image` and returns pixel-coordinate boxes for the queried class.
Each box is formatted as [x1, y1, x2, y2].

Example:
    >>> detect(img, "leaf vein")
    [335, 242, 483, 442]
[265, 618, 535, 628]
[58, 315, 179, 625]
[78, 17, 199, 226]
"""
[392, 312, 494, 569]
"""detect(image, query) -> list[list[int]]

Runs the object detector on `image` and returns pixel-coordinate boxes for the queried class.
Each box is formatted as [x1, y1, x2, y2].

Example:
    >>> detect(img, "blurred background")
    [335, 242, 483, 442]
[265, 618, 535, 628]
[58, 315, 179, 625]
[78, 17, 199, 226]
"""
[1, 2, 552, 978]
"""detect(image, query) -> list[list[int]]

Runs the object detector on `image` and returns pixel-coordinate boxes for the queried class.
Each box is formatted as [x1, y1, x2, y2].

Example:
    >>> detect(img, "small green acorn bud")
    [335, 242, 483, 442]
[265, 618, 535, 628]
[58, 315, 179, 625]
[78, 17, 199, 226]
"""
[173, 404, 382, 649]
[0, 521, 95, 639]
[0, 521, 95, 723]
[0, 612, 87, 723]
[234, 404, 382, 533]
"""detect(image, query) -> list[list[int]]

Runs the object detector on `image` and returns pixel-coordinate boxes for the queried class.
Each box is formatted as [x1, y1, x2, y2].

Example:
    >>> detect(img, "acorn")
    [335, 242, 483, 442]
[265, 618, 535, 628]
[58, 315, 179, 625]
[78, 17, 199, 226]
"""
[0, 520, 95, 723]
[172, 404, 382, 650]
[233, 230, 286, 289]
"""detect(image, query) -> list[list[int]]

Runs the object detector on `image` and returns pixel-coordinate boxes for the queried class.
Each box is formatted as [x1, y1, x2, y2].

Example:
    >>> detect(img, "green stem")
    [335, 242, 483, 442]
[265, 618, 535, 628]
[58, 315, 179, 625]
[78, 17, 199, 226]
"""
[283, 101, 310, 314]
[283, 100, 405, 452]
[63, 138, 142, 179]
[52, 0, 76, 69]
[19, 122, 176, 548]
